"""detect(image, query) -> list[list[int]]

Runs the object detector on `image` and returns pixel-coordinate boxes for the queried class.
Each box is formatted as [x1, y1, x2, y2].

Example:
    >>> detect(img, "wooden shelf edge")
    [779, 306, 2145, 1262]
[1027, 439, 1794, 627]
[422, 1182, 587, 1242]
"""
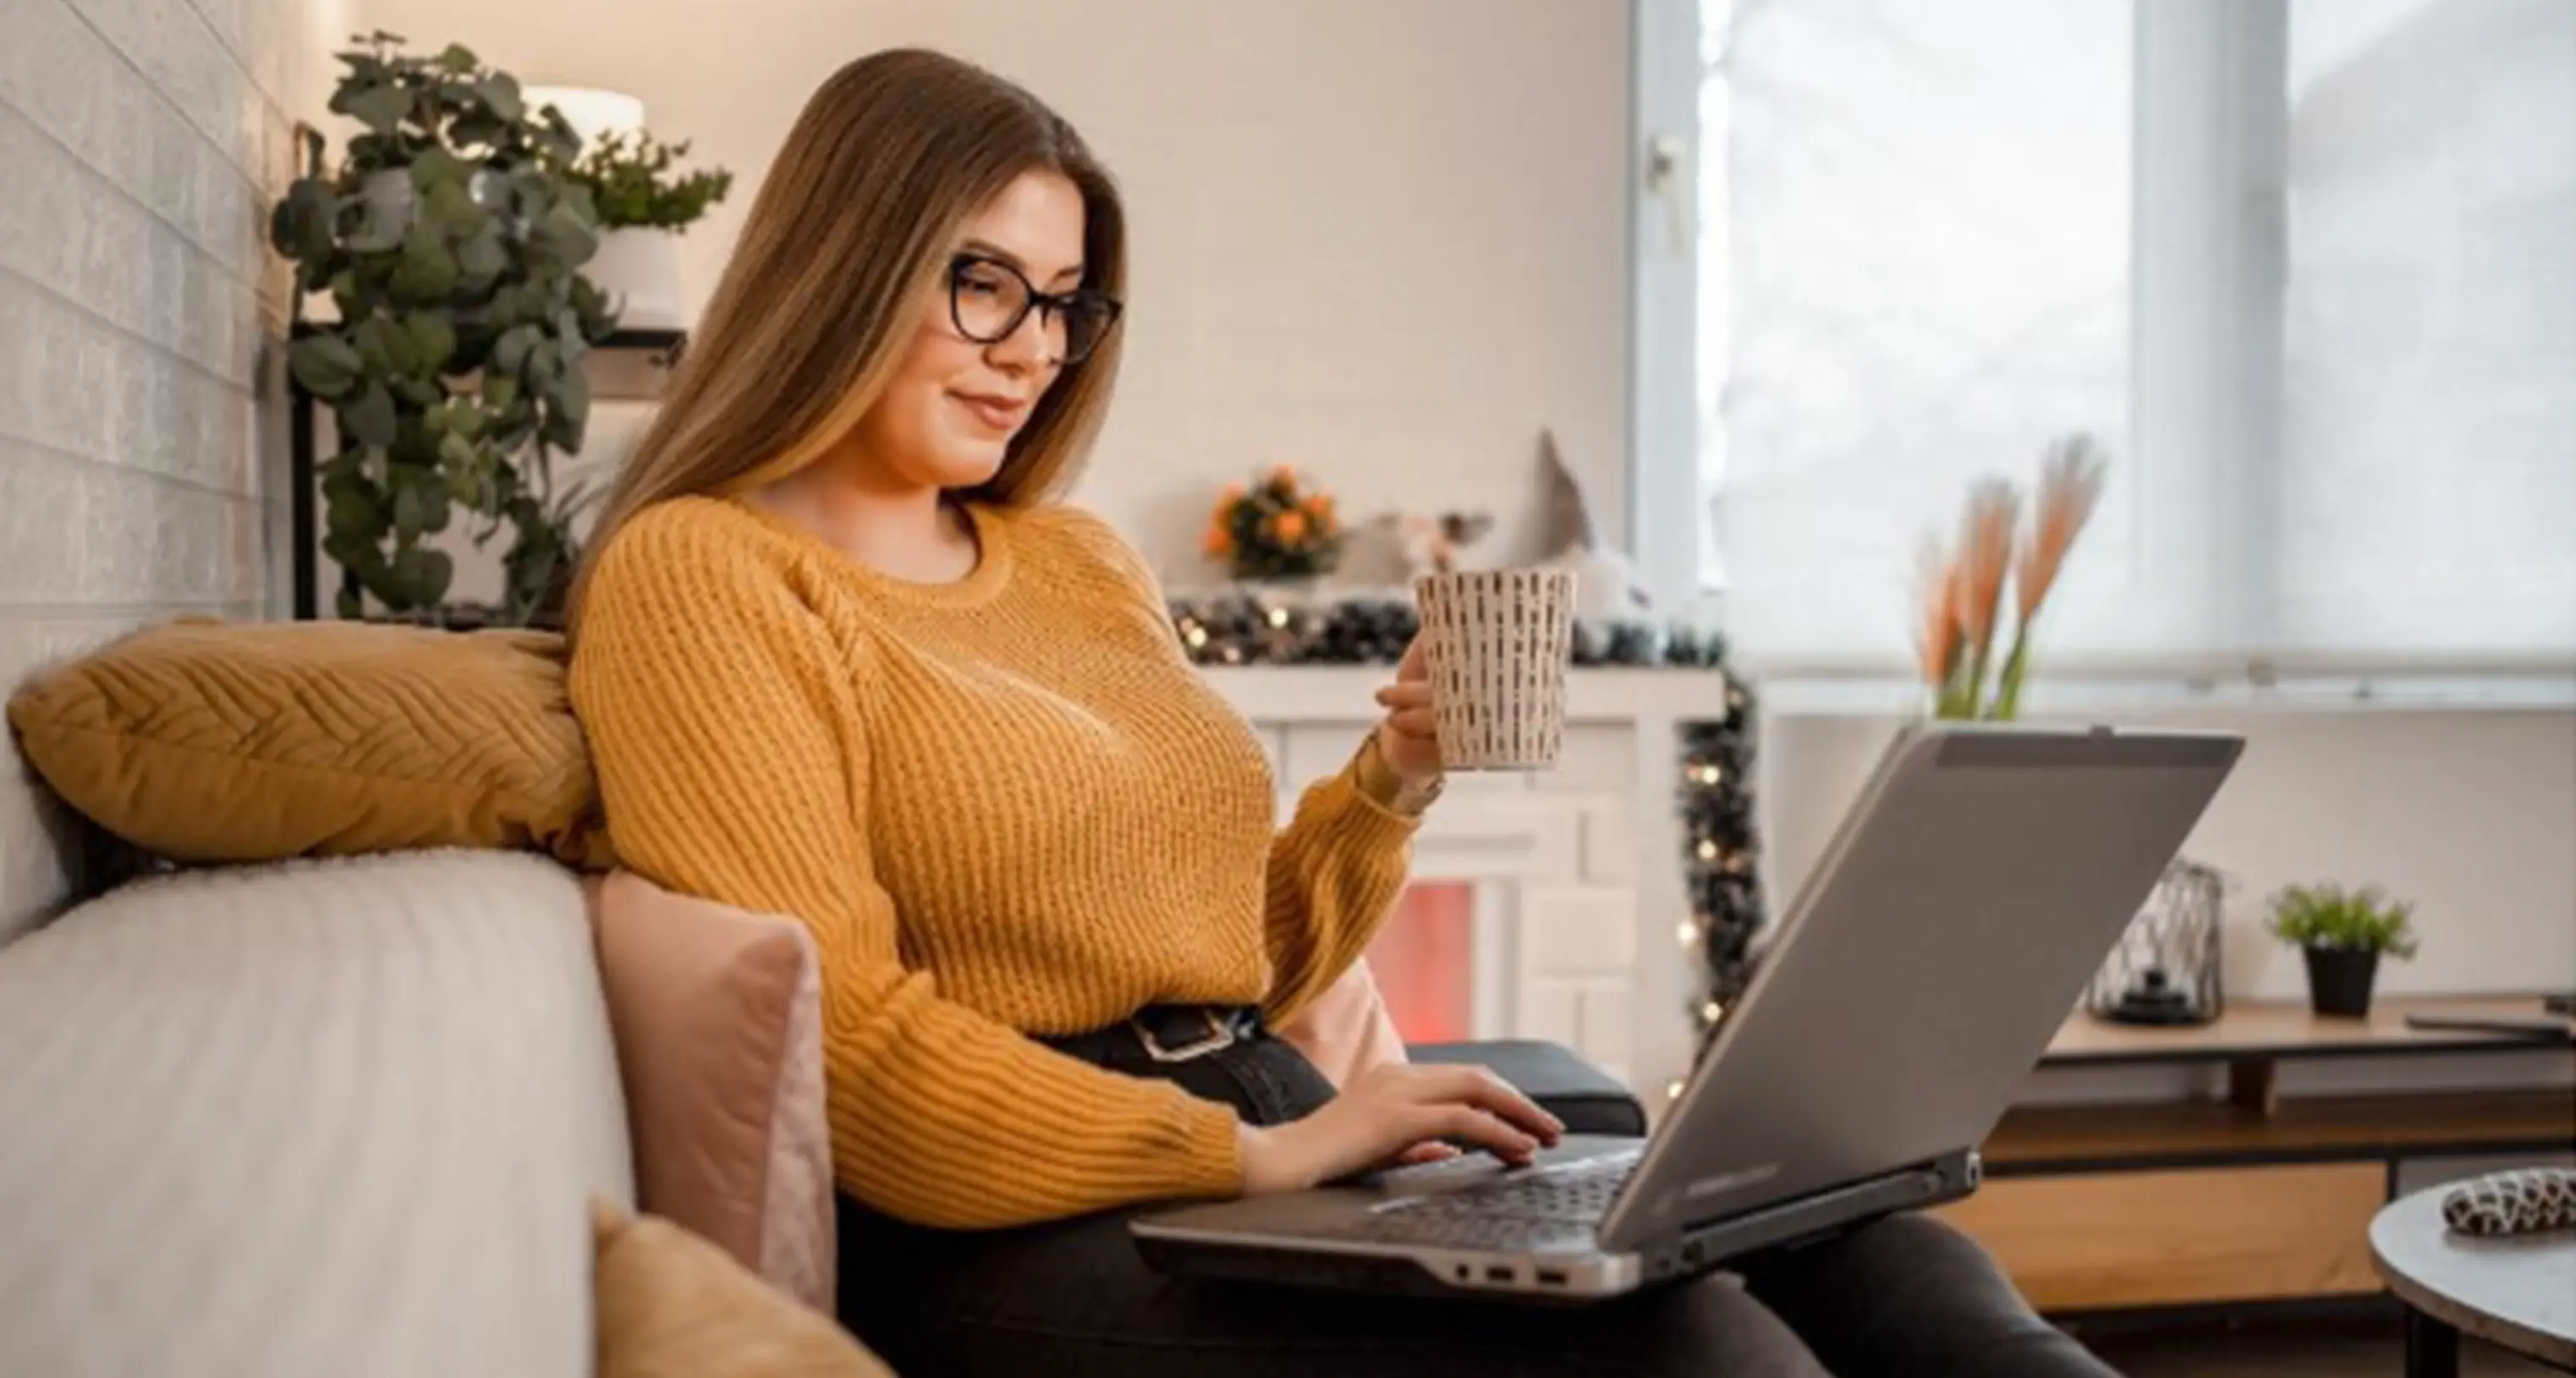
[1984, 1087, 2576, 1172]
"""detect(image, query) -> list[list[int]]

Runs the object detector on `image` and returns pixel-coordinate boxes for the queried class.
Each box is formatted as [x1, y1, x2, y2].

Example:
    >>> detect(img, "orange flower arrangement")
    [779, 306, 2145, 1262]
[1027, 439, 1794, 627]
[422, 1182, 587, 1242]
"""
[1916, 435, 2110, 719]
[1205, 465, 1344, 581]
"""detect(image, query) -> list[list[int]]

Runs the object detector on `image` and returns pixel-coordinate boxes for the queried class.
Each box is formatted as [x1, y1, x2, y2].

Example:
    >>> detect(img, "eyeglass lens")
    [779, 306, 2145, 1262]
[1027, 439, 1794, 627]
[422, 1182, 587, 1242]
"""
[951, 257, 1115, 364]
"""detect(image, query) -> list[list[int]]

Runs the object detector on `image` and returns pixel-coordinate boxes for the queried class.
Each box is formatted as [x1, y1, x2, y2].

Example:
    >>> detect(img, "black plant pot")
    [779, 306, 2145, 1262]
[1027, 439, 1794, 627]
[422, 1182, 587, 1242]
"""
[2303, 945, 2381, 1018]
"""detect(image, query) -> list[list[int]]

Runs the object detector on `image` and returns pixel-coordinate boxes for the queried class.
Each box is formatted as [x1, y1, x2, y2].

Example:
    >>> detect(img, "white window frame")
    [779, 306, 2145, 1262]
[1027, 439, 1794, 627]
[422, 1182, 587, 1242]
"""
[1627, 0, 1708, 618]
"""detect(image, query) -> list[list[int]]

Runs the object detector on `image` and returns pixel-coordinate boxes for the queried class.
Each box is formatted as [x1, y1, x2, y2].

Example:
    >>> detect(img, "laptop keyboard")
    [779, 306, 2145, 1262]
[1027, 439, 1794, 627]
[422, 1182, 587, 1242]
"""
[1325, 1149, 1641, 1250]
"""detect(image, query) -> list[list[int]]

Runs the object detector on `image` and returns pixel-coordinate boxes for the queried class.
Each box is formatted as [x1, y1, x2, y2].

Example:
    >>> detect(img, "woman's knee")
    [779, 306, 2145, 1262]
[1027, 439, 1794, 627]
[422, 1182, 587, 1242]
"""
[1741, 1211, 2118, 1378]
[1585, 1275, 1834, 1378]
[1839, 1211, 2024, 1292]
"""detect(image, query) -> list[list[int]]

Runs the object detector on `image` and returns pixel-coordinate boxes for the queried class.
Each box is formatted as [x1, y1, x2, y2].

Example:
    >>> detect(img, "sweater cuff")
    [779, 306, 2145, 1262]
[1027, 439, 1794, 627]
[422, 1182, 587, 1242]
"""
[1326, 742, 1432, 838]
[1173, 1095, 1250, 1197]
[1349, 731, 1442, 818]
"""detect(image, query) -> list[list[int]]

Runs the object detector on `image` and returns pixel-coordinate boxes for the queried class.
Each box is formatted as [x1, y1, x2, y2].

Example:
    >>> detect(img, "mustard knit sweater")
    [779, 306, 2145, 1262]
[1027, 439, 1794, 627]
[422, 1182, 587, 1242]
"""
[569, 496, 1420, 1229]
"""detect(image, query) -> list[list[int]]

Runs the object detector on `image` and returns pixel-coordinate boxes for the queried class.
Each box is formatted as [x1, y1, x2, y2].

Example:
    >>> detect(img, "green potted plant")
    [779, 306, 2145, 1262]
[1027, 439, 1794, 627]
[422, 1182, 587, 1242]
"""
[2265, 882, 2420, 1018]
[547, 126, 732, 332]
[270, 32, 618, 627]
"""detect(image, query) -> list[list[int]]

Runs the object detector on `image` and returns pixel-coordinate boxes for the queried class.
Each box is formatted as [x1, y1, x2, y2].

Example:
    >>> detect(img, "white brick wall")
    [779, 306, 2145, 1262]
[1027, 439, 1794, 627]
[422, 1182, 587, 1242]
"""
[0, 0, 317, 942]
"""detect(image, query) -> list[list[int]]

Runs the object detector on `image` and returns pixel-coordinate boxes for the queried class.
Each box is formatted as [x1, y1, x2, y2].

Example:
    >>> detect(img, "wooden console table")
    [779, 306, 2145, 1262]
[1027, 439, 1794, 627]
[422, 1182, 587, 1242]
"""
[1938, 996, 2575, 1315]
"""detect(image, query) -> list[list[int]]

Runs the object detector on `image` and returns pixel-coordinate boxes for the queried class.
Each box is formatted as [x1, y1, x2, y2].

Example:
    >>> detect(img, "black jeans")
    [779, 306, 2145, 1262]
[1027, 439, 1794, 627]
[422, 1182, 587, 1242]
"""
[838, 1029, 2116, 1378]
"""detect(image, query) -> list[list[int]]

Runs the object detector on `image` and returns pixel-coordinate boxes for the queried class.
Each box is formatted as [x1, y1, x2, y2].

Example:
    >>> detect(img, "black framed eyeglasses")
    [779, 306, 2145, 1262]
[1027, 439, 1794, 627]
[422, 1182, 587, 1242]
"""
[947, 253, 1123, 365]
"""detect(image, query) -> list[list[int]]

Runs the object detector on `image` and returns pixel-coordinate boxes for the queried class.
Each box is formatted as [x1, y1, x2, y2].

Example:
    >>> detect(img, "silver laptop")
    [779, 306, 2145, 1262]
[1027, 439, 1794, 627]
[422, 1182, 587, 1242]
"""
[1132, 721, 2243, 1301]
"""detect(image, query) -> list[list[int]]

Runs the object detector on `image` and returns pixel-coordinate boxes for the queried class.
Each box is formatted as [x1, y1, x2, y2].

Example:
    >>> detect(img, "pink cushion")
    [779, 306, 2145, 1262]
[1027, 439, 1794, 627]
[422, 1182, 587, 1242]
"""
[1277, 958, 1410, 1088]
[587, 871, 835, 1312]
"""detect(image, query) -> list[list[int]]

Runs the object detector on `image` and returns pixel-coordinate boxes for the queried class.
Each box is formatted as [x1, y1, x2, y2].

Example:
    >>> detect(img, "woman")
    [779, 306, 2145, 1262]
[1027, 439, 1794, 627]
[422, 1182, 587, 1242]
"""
[570, 48, 2112, 1378]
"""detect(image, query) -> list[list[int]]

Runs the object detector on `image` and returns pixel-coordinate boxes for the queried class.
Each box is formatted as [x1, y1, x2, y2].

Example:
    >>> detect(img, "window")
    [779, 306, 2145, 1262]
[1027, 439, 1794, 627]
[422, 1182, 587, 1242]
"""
[1637, 0, 2576, 687]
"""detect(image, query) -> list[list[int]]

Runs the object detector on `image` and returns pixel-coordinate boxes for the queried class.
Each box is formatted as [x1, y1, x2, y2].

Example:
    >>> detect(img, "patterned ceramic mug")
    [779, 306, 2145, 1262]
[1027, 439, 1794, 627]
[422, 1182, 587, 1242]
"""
[1412, 568, 1577, 771]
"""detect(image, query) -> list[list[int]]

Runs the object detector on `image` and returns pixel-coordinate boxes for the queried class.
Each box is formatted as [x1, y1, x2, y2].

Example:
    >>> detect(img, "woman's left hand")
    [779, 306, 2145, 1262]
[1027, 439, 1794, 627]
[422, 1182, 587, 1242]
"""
[1370, 634, 1442, 785]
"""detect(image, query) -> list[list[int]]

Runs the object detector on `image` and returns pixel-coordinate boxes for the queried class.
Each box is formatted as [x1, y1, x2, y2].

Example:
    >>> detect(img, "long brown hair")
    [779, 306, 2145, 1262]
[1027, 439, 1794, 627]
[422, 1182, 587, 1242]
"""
[572, 48, 1126, 624]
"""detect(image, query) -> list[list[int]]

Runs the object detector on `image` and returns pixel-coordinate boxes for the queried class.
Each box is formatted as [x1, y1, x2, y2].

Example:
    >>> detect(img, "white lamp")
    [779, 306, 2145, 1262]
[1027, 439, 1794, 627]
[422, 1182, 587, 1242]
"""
[523, 85, 685, 332]
[523, 85, 645, 144]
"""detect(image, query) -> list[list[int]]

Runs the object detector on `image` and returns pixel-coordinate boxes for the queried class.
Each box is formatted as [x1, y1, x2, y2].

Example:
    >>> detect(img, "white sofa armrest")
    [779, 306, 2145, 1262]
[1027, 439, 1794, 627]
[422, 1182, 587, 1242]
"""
[0, 850, 631, 1378]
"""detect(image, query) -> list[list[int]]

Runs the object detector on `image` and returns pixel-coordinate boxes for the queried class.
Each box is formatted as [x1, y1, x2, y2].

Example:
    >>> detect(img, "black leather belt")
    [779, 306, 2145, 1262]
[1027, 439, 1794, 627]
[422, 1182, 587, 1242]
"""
[1041, 1004, 1264, 1066]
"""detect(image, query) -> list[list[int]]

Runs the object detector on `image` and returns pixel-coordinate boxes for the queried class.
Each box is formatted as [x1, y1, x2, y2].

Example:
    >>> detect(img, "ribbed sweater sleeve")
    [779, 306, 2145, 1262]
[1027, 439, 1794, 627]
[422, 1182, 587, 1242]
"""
[1257, 750, 1421, 1026]
[570, 511, 1244, 1228]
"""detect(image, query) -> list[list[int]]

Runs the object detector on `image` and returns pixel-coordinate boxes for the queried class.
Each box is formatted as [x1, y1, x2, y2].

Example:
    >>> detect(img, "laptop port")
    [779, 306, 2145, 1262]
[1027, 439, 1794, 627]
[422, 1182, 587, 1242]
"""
[1484, 1265, 1515, 1284]
[1535, 1268, 1569, 1286]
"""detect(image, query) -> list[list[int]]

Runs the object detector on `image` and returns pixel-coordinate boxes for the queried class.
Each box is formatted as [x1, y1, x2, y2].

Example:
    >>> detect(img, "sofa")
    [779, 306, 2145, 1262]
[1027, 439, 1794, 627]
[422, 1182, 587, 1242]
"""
[0, 832, 1642, 1377]
[0, 851, 627, 1376]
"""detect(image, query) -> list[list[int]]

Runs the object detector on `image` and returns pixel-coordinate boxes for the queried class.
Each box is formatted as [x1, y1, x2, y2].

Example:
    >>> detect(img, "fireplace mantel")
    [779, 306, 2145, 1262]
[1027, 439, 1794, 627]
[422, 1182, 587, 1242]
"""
[1201, 666, 1730, 1097]
[1199, 667, 1732, 725]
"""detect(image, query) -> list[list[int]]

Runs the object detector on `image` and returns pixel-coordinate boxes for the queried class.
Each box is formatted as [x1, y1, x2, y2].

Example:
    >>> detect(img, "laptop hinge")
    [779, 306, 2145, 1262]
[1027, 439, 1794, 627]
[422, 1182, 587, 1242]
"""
[1635, 1150, 1982, 1276]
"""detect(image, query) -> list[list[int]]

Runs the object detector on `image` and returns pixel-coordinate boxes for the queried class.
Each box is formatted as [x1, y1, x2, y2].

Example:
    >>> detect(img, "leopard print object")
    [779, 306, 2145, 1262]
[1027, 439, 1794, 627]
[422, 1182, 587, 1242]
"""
[2442, 1167, 2576, 1237]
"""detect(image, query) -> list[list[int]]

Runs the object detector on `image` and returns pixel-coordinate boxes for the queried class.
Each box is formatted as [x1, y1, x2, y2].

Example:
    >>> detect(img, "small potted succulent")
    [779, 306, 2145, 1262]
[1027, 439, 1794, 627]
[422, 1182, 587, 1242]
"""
[2265, 882, 2419, 1018]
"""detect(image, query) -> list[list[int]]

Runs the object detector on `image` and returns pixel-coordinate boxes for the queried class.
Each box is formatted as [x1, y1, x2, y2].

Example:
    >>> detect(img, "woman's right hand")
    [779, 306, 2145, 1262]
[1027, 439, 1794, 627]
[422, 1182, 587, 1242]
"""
[1238, 1062, 1567, 1194]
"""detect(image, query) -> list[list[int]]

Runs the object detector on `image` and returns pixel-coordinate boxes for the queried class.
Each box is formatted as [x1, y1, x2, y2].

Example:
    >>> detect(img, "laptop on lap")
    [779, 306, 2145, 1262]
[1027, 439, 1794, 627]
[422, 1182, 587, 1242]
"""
[1131, 721, 2243, 1301]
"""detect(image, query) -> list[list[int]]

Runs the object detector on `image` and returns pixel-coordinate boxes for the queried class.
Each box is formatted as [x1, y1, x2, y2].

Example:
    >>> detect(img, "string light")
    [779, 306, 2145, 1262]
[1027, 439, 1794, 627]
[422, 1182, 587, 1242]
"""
[1266, 606, 1291, 629]
[1693, 763, 1724, 787]
[1695, 838, 1719, 862]
[1676, 920, 1701, 947]
[1700, 1001, 1725, 1024]
[1182, 623, 1209, 649]
[1664, 1079, 1687, 1102]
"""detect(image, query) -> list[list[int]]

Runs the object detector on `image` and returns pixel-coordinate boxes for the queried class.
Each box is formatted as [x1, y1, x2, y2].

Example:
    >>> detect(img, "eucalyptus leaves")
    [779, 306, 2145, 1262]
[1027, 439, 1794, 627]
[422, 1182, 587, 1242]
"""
[271, 33, 616, 624]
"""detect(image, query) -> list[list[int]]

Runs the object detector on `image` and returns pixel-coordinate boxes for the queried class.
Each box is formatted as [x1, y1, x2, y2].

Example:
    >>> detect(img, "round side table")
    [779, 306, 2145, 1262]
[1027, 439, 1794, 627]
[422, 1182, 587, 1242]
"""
[2369, 1185, 2576, 1378]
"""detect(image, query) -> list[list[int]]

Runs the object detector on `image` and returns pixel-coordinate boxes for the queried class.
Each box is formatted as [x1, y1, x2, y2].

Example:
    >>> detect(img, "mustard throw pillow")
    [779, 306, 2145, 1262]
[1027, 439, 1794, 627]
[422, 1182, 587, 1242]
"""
[593, 1200, 893, 1378]
[5, 618, 608, 867]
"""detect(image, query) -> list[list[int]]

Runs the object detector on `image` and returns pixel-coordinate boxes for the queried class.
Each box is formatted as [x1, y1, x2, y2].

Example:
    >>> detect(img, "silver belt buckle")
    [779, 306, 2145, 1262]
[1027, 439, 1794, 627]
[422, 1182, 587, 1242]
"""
[1133, 1007, 1239, 1062]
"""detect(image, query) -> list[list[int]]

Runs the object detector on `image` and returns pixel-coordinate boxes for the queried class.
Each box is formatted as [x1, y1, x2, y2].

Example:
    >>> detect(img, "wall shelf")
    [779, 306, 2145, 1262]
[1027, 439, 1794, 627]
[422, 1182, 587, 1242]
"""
[286, 327, 684, 620]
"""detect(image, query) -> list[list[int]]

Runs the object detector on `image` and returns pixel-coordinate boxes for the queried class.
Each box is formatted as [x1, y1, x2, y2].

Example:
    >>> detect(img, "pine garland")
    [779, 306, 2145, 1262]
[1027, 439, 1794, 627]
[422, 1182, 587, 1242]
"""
[1164, 590, 1728, 669]
[1680, 684, 1764, 1057]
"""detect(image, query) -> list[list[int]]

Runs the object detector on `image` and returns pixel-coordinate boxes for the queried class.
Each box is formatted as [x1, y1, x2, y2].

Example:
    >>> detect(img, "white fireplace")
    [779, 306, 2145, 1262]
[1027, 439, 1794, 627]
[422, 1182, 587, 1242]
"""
[1206, 667, 1732, 1098]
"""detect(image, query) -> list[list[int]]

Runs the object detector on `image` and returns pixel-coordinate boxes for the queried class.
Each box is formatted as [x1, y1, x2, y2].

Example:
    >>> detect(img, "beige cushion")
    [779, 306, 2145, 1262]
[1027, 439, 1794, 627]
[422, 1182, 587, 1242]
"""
[1278, 958, 1411, 1088]
[591, 870, 835, 1312]
[0, 851, 632, 1378]
[593, 1200, 892, 1378]
[3, 618, 608, 868]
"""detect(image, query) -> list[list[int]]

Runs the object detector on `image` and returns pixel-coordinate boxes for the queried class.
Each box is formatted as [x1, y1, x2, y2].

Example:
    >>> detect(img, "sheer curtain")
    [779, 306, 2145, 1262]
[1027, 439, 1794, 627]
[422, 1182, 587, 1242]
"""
[2273, 0, 2576, 668]
[1703, 0, 2576, 683]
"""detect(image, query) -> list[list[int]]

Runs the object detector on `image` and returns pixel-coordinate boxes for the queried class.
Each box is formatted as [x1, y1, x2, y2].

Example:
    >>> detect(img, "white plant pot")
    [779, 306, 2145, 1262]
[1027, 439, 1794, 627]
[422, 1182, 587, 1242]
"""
[585, 228, 686, 332]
